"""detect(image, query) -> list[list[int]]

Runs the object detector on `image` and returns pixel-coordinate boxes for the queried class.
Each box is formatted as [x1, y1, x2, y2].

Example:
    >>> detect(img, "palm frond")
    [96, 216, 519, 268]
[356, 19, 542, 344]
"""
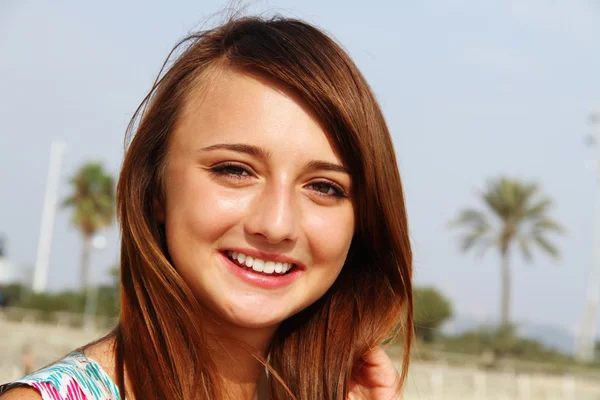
[482, 182, 506, 219]
[449, 209, 489, 229]
[502, 178, 518, 213]
[62, 162, 115, 235]
[454, 176, 563, 265]
[517, 234, 533, 263]
[482, 177, 521, 220]
[525, 198, 552, 218]
[61, 197, 76, 208]
[533, 218, 565, 234]
[473, 236, 497, 258]
[534, 234, 560, 259]
[513, 182, 538, 220]
[460, 227, 490, 252]
[450, 207, 494, 257]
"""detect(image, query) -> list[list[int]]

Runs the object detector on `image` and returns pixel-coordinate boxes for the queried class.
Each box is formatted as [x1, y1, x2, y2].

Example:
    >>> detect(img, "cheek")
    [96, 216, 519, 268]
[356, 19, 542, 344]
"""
[164, 171, 250, 248]
[304, 205, 355, 267]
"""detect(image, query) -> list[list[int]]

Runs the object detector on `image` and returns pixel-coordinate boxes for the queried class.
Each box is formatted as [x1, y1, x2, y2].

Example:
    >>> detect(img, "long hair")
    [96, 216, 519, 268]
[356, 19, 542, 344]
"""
[114, 15, 413, 399]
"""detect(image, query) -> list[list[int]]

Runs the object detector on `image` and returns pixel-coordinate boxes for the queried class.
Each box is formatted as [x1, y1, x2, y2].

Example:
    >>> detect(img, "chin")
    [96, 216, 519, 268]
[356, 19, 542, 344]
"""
[221, 303, 292, 330]
[229, 317, 282, 330]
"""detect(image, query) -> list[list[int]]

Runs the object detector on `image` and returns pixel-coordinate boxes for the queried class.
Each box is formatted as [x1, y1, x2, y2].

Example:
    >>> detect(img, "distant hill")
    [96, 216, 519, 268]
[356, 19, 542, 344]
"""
[442, 315, 577, 355]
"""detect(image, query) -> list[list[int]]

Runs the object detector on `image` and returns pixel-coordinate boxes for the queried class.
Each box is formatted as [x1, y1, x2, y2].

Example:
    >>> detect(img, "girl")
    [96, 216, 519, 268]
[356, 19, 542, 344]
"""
[1, 15, 413, 400]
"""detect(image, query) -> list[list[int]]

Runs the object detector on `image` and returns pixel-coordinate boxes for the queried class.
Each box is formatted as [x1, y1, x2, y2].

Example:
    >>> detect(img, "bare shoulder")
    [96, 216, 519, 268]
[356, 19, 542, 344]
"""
[0, 386, 43, 399]
[82, 335, 119, 384]
[0, 336, 120, 400]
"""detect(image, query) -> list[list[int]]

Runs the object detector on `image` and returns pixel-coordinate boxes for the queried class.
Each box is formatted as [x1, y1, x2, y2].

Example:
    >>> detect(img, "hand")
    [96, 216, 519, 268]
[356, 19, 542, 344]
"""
[348, 347, 402, 400]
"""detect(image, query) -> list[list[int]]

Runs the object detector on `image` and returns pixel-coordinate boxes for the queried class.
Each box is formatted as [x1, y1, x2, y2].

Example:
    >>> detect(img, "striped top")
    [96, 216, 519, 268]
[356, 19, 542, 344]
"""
[0, 352, 120, 400]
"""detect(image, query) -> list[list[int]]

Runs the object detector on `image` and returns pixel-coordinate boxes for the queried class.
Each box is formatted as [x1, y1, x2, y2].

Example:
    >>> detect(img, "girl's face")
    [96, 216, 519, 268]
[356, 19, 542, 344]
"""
[161, 69, 355, 331]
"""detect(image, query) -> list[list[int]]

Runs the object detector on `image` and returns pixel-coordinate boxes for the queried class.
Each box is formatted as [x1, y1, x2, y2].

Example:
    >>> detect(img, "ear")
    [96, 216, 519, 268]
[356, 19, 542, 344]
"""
[154, 197, 165, 223]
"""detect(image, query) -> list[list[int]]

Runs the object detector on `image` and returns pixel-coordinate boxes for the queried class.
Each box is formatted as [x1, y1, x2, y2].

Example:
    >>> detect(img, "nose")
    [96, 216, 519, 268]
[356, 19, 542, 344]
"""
[244, 181, 299, 245]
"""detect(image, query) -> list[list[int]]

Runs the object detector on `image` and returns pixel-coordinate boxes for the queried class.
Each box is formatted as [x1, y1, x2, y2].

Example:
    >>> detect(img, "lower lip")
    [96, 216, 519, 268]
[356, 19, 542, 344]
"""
[220, 252, 303, 289]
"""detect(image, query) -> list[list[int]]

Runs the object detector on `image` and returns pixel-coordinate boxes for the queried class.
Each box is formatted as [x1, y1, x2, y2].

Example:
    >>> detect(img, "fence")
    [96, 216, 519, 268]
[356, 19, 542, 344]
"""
[4, 308, 600, 398]
[0, 316, 105, 383]
[0, 306, 116, 330]
[401, 362, 600, 399]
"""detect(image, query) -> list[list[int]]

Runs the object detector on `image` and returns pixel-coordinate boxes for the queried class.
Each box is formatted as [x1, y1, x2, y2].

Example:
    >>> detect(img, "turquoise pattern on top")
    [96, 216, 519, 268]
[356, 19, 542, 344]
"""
[0, 352, 121, 400]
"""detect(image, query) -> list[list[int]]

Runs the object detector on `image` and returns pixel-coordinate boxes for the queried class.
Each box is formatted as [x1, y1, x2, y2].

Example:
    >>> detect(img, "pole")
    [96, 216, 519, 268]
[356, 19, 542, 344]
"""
[32, 141, 67, 293]
[83, 235, 107, 330]
[578, 110, 600, 361]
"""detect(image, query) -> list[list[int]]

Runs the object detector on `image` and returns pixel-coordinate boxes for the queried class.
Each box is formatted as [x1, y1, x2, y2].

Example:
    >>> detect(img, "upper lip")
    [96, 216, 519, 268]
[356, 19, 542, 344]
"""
[223, 248, 305, 270]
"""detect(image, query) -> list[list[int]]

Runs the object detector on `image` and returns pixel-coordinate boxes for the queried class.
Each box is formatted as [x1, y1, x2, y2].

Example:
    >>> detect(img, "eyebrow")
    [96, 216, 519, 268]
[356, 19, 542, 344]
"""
[305, 160, 349, 174]
[201, 143, 349, 174]
[200, 143, 272, 160]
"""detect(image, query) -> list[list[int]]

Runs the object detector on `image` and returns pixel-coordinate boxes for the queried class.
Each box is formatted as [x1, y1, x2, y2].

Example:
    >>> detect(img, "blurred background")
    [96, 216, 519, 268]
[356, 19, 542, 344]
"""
[1, 1, 600, 398]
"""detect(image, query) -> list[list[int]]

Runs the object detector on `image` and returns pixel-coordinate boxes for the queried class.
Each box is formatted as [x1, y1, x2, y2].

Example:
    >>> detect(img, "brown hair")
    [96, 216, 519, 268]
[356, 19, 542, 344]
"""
[114, 15, 413, 399]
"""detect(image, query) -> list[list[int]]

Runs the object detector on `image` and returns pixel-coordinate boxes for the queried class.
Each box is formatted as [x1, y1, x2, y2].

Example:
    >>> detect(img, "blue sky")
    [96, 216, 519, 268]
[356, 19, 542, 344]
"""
[1, 1, 600, 338]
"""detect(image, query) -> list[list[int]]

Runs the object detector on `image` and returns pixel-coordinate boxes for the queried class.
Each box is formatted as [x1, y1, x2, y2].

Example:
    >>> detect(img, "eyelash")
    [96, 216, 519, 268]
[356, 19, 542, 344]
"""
[307, 180, 348, 198]
[209, 163, 348, 199]
[210, 162, 251, 179]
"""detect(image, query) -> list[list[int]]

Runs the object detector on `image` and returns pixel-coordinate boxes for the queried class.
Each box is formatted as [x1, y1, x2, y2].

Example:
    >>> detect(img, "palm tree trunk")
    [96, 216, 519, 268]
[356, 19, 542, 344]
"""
[80, 234, 92, 292]
[500, 246, 511, 329]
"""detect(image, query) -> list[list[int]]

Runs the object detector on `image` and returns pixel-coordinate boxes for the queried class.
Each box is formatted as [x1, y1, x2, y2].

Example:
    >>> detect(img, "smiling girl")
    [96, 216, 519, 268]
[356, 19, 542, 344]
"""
[1, 15, 413, 400]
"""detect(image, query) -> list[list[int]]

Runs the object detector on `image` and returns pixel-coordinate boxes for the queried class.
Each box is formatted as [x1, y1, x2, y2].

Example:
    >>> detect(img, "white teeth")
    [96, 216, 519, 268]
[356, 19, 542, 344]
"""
[252, 259, 265, 272]
[227, 251, 294, 275]
[264, 261, 275, 274]
[275, 262, 283, 273]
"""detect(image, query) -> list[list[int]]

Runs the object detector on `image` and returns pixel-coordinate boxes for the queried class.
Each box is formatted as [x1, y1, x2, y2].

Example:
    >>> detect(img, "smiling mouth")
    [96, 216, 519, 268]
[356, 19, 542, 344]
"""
[224, 250, 296, 276]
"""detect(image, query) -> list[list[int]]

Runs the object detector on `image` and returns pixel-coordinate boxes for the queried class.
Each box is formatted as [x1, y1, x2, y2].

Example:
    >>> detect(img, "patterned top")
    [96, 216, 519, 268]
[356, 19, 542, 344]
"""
[0, 352, 121, 400]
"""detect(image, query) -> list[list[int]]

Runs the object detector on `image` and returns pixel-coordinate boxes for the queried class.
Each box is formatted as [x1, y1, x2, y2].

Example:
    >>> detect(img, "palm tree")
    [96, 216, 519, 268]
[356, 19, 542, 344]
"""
[450, 177, 564, 329]
[63, 162, 115, 292]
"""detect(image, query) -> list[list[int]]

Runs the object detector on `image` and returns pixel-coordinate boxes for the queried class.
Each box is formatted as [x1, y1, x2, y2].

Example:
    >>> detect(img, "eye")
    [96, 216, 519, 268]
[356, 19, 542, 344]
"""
[307, 180, 347, 198]
[210, 162, 252, 179]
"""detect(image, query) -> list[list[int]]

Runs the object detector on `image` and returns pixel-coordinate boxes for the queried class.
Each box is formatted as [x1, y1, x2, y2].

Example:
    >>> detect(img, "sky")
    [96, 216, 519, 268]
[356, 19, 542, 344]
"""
[1, 0, 600, 338]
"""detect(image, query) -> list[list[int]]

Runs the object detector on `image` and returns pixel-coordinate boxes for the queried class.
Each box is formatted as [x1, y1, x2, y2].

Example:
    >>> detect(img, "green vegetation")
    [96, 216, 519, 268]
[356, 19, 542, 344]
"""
[410, 284, 578, 370]
[437, 326, 572, 364]
[1, 168, 579, 374]
[1, 265, 120, 327]
[450, 177, 563, 330]
[62, 162, 115, 291]
[413, 286, 452, 343]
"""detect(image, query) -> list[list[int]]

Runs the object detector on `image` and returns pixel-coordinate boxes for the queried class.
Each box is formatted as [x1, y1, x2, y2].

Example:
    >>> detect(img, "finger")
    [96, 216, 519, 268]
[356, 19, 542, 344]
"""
[360, 347, 395, 369]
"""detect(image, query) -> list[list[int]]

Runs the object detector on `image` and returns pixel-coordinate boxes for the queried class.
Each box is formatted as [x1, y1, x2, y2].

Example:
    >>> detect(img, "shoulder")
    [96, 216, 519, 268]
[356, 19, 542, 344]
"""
[79, 337, 118, 386]
[0, 350, 120, 400]
[0, 386, 43, 399]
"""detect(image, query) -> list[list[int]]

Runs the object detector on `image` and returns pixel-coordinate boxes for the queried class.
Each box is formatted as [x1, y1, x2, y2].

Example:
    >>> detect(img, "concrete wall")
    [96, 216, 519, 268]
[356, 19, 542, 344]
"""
[1, 320, 105, 383]
[3, 320, 600, 399]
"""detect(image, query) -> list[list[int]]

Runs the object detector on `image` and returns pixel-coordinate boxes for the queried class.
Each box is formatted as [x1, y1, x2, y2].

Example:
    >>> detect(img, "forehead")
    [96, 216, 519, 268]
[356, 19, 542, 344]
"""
[172, 68, 344, 164]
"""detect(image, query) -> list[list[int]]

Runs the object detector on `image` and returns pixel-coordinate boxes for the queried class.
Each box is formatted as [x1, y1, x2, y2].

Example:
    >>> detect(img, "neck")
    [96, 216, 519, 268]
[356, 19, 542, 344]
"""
[203, 315, 278, 399]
